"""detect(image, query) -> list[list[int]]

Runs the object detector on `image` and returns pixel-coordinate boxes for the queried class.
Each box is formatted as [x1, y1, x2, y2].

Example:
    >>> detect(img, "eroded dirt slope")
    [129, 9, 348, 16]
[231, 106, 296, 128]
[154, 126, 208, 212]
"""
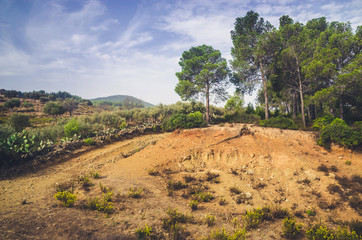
[0, 124, 361, 240]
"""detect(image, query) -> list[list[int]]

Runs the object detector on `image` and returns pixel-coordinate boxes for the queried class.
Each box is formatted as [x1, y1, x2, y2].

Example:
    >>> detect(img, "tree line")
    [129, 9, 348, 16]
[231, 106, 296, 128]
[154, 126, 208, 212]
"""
[175, 11, 361, 127]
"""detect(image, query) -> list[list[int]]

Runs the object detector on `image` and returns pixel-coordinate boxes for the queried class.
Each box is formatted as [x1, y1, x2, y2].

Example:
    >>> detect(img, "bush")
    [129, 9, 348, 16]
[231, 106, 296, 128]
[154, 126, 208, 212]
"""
[205, 214, 216, 227]
[54, 191, 77, 207]
[136, 224, 153, 239]
[260, 116, 298, 130]
[243, 208, 264, 229]
[224, 110, 260, 124]
[0, 124, 15, 140]
[282, 217, 303, 239]
[306, 224, 360, 240]
[161, 208, 190, 231]
[43, 102, 66, 116]
[4, 99, 20, 110]
[22, 102, 34, 108]
[204, 228, 247, 240]
[163, 111, 206, 131]
[318, 118, 361, 148]
[313, 115, 335, 130]
[84, 138, 95, 146]
[64, 118, 81, 138]
[8, 113, 31, 132]
[128, 187, 143, 198]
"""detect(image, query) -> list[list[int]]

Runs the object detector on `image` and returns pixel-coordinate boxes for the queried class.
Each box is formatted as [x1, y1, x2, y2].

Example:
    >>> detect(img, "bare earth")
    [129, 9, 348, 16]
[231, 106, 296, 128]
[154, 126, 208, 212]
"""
[0, 124, 361, 239]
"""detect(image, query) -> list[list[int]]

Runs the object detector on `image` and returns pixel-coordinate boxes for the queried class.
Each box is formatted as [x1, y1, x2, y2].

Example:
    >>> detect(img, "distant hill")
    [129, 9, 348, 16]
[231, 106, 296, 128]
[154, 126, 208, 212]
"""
[90, 95, 154, 108]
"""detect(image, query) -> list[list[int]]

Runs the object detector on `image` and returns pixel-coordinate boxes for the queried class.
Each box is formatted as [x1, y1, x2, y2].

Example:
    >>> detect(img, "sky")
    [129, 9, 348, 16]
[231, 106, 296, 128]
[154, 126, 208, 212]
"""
[0, 0, 361, 106]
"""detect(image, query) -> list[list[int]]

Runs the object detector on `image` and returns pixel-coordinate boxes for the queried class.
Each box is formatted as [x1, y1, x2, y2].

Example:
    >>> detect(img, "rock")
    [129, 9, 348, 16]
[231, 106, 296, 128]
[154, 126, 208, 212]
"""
[329, 173, 336, 178]
[245, 192, 252, 199]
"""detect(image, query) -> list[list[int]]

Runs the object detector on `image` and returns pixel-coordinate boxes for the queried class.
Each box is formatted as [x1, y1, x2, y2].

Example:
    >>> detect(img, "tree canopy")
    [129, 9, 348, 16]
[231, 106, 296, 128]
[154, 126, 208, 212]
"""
[175, 44, 229, 123]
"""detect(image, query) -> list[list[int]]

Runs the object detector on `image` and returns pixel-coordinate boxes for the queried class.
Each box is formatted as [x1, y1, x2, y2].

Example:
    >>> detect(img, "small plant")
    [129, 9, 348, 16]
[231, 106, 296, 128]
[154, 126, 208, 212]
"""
[317, 164, 329, 174]
[243, 208, 264, 229]
[161, 208, 190, 231]
[183, 175, 196, 183]
[54, 191, 77, 207]
[205, 228, 247, 240]
[147, 169, 159, 176]
[206, 171, 220, 182]
[166, 180, 187, 191]
[306, 209, 317, 217]
[120, 121, 128, 129]
[282, 217, 303, 239]
[229, 186, 242, 195]
[194, 192, 214, 202]
[189, 199, 199, 211]
[86, 196, 113, 215]
[136, 224, 153, 240]
[78, 175, 93, 188]
[345, 160, 352, 165]
[272, 207, 290, 219]
[90, 171, 100, 179]
[327, 184, 342, 194]
[205, 214, 216, 227]
[99, 183, 112, 193]
[55, 181, 74, 192]
[218, 197, 227, 206]
[306, 224, 360, 240]
[128, 187, 143, 198]
[84, 138, 95, 146]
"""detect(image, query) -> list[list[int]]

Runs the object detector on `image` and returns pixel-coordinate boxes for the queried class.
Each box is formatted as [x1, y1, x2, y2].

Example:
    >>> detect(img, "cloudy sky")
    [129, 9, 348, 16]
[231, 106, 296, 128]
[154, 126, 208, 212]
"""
[0, 0, 361, 105]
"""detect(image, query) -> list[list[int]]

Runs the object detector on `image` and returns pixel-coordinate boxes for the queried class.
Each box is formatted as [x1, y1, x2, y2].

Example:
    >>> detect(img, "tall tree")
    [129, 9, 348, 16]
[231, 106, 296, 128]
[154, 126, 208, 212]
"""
[175, 45, 229, 124]
[230, 10, 273, 119]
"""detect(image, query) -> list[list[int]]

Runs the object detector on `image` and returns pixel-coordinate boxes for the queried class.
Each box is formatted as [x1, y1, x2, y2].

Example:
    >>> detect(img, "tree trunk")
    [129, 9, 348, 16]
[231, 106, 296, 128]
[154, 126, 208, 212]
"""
[205, 82, 210, 124]
[292, 92, 296, 119]
[339, 96, 343, 120]
[260, 61, 269, 120]
[296, 65, 306, 128]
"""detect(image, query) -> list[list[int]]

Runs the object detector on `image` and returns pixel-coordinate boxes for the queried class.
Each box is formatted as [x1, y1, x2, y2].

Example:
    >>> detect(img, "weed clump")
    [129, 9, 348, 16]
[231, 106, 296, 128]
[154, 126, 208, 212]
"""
[54, 191, 77, 207]
[189, 200, 199, 211]
[78, 175, 93, 188]
[306, 224, 360, 240]
[136, 224, 153, 240]
[243, 208, 264, 229]
[282, 217, 303, 239]
[128, 187, 143, 198]
[204, 228, 247, 240]
[205, 214, 216, 227]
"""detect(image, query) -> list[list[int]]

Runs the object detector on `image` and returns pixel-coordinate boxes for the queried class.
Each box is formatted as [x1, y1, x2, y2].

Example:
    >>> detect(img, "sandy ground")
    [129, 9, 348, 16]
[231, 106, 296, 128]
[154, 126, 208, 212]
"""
[0, 124, 361, 240]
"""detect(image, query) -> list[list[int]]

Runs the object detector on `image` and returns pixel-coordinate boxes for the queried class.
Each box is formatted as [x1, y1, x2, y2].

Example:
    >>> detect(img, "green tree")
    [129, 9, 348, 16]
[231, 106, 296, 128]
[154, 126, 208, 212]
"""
[175, 44, 229, 124]
[4, 99, 21, 111]
[230, 10, 274, 119]
[8, 113, 30, 132]
[43, 102, 66, 116]
[62, 99, 79, 116]
[224, 92, 244, 113]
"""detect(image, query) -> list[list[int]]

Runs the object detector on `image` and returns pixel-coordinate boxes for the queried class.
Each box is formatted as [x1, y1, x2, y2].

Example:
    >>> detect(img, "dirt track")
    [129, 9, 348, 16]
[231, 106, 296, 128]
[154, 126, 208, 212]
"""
[0, 124, 361, 239]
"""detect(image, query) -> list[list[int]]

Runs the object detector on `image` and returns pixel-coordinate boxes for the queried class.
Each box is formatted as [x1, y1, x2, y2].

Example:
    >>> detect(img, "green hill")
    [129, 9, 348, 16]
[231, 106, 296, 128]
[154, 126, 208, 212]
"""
[90, 95, 154, 108]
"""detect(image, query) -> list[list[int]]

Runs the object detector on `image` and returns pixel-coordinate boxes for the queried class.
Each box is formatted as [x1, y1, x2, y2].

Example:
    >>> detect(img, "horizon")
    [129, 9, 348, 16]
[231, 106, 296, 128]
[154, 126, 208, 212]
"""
[1, 0, 361, 106]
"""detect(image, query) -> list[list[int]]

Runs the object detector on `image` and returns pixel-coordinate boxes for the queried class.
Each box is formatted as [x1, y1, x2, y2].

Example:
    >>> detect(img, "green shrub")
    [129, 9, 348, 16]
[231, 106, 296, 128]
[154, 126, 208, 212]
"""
[313, 115, 335, 130]
[54, 191, 77, 207]
[128, 187, 143, 198]
[84, 138, 95, 146]
[136, 224, 153, 239]
[282, 217, 303, 239]
[86, 197, 113, 215]
[260, 116, 298, 130]
[4, 99, 20, 110]
[194, 192, 214, 202]
[78, 175, 93, 188]
[163, 111, 206, 131]
[22, 102, 34, 108]
[306, 224, 360, 240]
[189, 199, 199, 211]
[0, 124, 15, 140]
[8, 113, 30, 132]
[161, 208, 190, 231]
[64, 118, 81, 138]
[166, 180, 188, 191]
[224, 110, 260, 124]
[120, 121, 128, 129]
[43, 102, 65, 116]
[306, 209, 317, 217]
[243, 208, 264, 229]
[204, 228, 247, 240]
[318, 118, 361, 148]
[205, 214, 216, 227]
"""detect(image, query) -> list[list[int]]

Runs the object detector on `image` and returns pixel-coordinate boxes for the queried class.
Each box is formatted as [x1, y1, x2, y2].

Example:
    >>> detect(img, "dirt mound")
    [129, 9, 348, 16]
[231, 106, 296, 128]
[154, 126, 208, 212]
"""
[1, 124, 361, 239]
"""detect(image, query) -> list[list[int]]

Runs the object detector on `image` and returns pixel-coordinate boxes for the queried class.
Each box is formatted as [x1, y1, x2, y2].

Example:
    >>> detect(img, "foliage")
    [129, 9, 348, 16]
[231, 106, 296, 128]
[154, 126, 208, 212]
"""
[8, 113, 30, 132]
[84, 138, 95, 146]
[205, 214, 216, 227]
[318, 118, 361, 148]
[243, 208, 264, 229]
[175, 44, 229, 123]
[78, 175, 93, 188]
[224, 110, 260, 124]
[189, 200, 199, 211]
[313, 115, 335, 130]
[136, 225, 153, 240]
[225, 93, 244, 113]
[260, 116, 298, 129]
[64, 118, 81, 138]
[43, 102, 66, 116]
[306, 224, 361, 240]
[120, 121, 128, 129]
[161, 208, 191, 232]
[4, 99, 20, 110]
[163, 111, 206, 131]
[128, 187, 143, 198]
[282, 217, 303, 239]
[203, 228, 247, 240]
[54, 191, 77, 207]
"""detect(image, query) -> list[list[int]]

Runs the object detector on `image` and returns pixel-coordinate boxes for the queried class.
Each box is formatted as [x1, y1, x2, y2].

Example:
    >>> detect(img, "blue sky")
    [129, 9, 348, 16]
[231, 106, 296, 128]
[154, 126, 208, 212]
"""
[0, 0, 361, 105]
